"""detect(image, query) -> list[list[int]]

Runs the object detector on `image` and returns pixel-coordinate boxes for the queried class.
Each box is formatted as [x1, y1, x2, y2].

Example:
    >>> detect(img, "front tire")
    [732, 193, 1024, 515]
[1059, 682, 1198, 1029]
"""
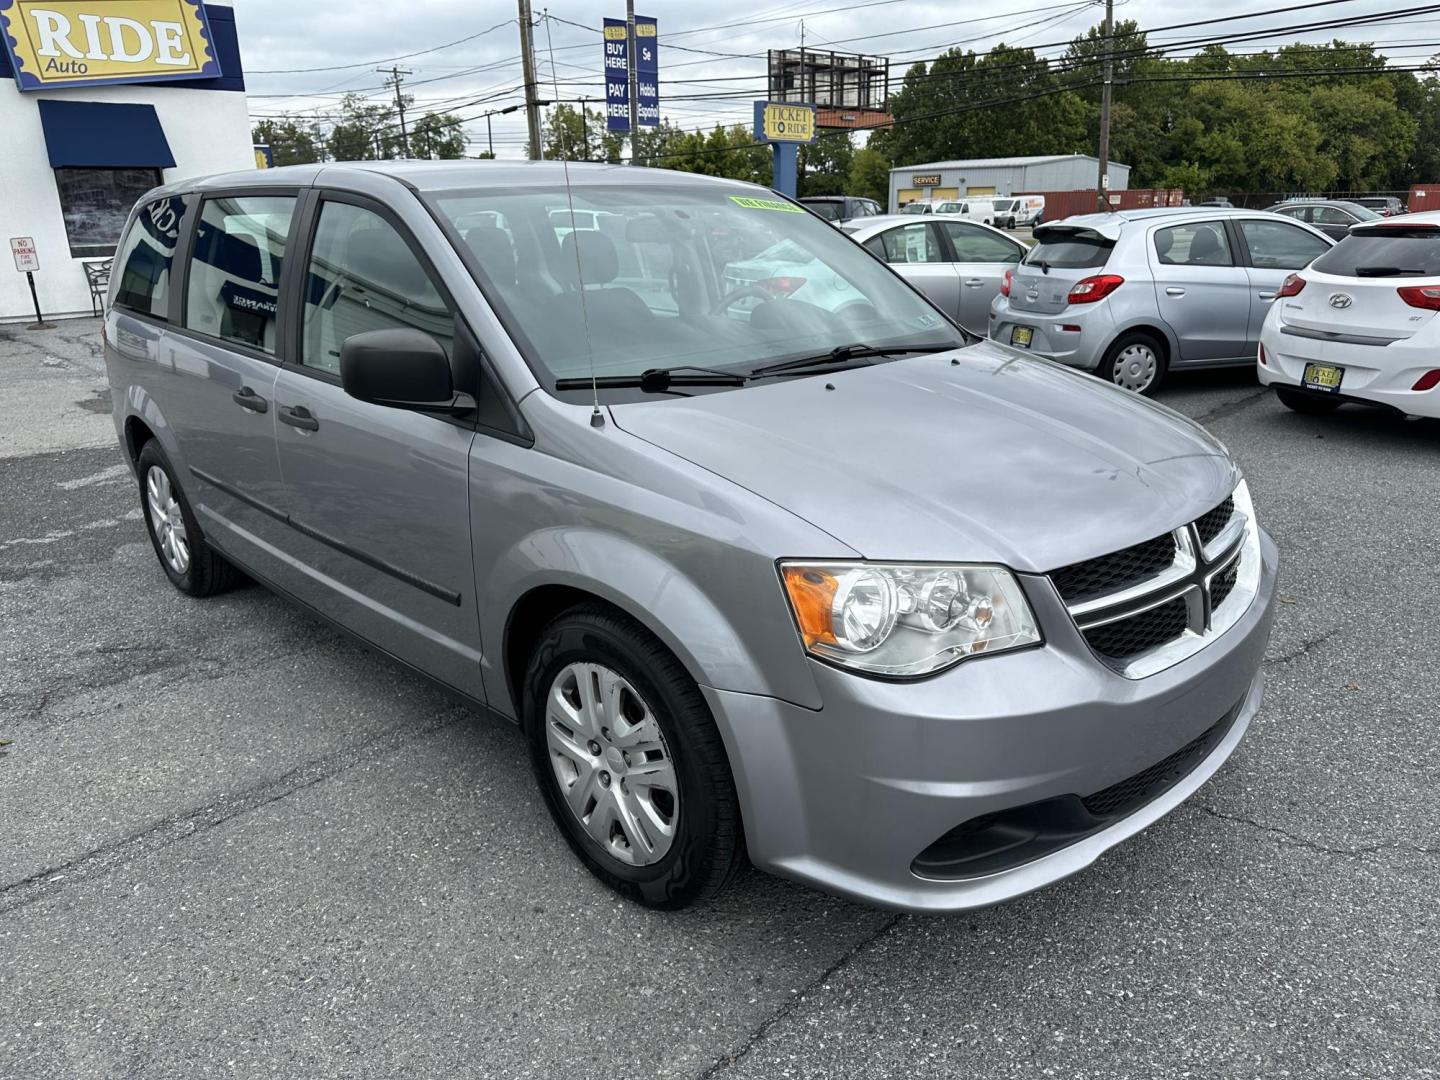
[523, 603, 744, 909]
[1097, 332, 1168, 395]
[136, 442, 242, 597]
[1276, 386, 1343, 414]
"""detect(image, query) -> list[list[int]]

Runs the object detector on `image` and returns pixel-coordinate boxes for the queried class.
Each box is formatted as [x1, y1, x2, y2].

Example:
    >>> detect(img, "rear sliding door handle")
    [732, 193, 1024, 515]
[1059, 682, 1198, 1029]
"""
[232, 387, 269, 413]
[279, 404, 319, 431]
[1165, 287, 1186, 297]
[1259, 291, 1277, 301]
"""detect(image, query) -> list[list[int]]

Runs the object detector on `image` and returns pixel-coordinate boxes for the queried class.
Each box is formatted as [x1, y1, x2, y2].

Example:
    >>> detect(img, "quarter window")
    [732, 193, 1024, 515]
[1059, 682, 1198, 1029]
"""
[1310, 206, 1357, 226]
[875, 223, 943, 264]
[1154, 222, 1233, 267]
[112, 195, 186, 319]
[185, 196, 295, 353]
[938, 222, 1022, 263]
[302, 202, 454, 375]
[1238, 219, 1330, 271]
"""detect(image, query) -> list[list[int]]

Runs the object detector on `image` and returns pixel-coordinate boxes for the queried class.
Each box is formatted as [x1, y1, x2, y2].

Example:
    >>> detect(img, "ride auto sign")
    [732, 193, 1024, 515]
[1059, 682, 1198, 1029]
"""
[0, 0, 221, 90]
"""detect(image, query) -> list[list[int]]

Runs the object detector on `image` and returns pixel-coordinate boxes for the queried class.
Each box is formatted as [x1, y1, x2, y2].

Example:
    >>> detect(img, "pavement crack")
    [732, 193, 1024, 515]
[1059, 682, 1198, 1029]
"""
[699, 913, 904, 1078]
[1190, 802, 1440, 859]
[0, 711, 465, 915]
[1191, 388, 1270, 426]
[1264, 625, 1341, 667]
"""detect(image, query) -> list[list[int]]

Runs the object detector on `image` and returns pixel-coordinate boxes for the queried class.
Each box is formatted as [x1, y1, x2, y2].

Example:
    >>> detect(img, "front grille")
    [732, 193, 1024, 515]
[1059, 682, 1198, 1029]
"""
[1195, 497, 1235, 548]
[1081, 706, 1238, 819]
[1210, 559, 1239, 610]
[1050, 532, 1177, 605]
[1083, 595, 1189, 661]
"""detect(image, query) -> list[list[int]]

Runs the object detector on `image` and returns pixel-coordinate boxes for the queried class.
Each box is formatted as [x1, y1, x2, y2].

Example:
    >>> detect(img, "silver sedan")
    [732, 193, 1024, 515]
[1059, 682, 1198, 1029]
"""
[842, 215, 1026, 335]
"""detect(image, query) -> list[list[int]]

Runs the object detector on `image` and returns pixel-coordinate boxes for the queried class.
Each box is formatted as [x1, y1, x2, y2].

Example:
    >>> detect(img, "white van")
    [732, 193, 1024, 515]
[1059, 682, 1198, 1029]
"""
[932, 198, 995, 226]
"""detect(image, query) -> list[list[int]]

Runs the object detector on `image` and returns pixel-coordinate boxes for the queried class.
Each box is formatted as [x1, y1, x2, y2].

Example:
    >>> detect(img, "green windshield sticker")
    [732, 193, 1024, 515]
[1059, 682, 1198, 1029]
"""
[729, 196, 804, 212]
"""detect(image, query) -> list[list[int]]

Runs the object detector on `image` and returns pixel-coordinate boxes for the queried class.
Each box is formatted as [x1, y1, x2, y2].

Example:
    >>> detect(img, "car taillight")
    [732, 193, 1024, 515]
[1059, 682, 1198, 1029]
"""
[1413, 369, 1440, 391]
[1276, 273, 1306, 298]
[1001, 268, 1012, 297]
[758, 276, 806, 298]
[1398, 286, 1440, 310]
[1066, 274, 1124, 304]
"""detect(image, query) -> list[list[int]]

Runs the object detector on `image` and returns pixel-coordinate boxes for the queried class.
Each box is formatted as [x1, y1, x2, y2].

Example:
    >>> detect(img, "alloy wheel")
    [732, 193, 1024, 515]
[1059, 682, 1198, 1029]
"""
[145, 465, 190, 575]
[544, 662, 679, 866]
[1110, 343, 1159, 393]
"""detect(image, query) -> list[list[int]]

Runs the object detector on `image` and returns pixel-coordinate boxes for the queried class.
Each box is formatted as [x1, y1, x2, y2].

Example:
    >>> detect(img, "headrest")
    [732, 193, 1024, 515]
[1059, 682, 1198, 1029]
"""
[560, 230, 619, 286]
[463, 225, 516, 284]
[1189, 227, 1222, 261]
[1154, 229, 1174, 256]
[344, 225, 432, 298]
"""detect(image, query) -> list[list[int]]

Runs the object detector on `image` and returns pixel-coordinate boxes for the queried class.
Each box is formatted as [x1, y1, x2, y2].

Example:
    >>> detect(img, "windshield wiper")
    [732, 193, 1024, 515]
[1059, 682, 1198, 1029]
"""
[748, 342, 956, 379]
[1353, 265, 1426, 277]
[554, 365, 746, 392]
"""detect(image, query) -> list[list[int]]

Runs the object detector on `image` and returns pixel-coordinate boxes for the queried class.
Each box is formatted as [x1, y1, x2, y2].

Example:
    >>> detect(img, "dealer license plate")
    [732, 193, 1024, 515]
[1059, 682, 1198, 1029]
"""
[1010, 326, 1033, 348]
[1302, 363, 1344, 392]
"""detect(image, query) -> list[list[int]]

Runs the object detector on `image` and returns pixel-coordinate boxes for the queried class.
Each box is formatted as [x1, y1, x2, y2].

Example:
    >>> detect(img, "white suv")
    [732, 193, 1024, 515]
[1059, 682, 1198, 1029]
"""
[1258, 212, 1440, 418]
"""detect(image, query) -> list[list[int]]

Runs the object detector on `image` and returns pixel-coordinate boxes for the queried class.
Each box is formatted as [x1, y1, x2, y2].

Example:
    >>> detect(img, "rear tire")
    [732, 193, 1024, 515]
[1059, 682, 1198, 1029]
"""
[1096, 332, 1169, 395]
[136, 442, 243, 597]
[523, 602, 745, 909]
[1276, 386, 1343, 415]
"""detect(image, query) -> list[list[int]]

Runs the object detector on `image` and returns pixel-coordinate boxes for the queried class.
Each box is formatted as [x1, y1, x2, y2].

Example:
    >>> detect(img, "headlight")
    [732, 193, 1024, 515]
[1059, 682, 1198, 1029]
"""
[779, 561, 1041, 677]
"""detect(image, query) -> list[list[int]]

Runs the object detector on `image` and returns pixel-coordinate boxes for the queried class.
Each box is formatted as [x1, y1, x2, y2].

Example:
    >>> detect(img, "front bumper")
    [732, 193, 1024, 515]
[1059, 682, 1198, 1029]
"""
[706, 530, 1279, 913]
[988, 294, 1113, 369]
[1258, 324, 1440, 419]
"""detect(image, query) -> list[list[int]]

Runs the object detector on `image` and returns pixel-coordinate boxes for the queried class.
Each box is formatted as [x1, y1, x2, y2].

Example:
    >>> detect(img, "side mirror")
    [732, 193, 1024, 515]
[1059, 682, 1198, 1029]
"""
[339, 328, 473, 414]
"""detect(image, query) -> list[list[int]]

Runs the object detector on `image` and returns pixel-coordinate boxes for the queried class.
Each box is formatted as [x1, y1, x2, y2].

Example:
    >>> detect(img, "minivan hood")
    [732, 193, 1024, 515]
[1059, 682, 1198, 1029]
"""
[609, 342, 1236, 571]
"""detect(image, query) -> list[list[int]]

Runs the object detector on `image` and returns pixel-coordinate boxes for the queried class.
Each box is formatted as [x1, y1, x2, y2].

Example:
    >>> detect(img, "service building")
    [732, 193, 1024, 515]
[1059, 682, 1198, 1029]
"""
[889, 154, 1132, 212]
[1, 1, 253, 321]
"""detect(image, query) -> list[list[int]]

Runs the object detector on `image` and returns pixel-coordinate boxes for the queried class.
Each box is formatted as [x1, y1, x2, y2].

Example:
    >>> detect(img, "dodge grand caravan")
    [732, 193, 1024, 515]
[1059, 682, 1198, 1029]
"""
[105, 162, 1278, 912]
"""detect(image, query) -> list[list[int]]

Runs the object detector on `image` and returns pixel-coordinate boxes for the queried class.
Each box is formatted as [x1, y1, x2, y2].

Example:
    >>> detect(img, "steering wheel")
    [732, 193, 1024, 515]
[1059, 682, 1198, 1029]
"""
[710, 285, 776, 316]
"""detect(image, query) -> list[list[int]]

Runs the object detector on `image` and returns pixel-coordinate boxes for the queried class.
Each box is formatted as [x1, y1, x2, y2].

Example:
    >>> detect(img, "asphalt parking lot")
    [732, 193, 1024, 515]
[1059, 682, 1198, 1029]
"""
[2, 318, 1437, 1080]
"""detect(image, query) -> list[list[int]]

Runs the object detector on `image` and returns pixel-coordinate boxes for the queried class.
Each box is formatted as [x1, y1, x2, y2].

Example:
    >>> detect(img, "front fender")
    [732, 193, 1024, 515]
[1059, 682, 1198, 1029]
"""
[479, 526, 825, 719]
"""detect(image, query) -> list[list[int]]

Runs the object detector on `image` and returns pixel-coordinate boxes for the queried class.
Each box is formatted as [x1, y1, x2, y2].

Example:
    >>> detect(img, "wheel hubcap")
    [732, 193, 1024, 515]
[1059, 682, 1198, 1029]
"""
[545, 662, 678, 866]
[1111, 344, 1158, 392]
[145, 465, 190, 575]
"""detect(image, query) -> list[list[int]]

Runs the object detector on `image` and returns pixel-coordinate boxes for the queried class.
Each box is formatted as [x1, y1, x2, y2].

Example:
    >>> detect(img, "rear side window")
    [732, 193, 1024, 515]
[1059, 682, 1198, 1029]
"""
[875, 223, 943, 264]
[806, 202, 841, 221]
[185, 196, 295, 353]
[1237, 219, 1330, 271]
[112, 195, 185, 319]
[1311, 228, 1440, 278]
[1154, 222, 1233, 267]
[1025, 231, 1114, 269]
[302, 201, 454, 375]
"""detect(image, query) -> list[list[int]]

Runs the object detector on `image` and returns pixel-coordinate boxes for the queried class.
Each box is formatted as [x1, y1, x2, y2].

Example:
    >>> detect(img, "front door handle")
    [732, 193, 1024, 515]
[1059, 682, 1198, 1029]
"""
[1259, 291, 1277, 301]
[1165, 286, 1186, 297]
[279, 404, 319, 431]
[963, 278, 985, 287]
[232, 387, 269, 413]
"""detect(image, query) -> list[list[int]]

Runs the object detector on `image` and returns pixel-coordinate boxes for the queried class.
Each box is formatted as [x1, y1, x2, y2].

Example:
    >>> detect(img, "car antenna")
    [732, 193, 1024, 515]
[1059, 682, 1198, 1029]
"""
[542, 10, 603, 428]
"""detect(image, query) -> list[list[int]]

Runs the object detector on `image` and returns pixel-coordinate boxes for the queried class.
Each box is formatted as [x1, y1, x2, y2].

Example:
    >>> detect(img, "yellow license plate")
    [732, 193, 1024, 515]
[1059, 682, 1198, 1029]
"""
[1302, 363, 1344, 392]
[1010, 326, 1033, 348]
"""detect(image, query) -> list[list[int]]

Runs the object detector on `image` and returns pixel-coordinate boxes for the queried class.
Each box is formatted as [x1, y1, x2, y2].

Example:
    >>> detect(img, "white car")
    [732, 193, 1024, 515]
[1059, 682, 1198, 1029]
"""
[1258, 212, 1440, 418]
[933, 199, 996, 227]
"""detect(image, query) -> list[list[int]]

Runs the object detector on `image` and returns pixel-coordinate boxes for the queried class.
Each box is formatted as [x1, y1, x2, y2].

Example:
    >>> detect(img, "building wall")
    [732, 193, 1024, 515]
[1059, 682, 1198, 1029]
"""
[889, 158, 1134, 211]
[0, 5, 252, 322]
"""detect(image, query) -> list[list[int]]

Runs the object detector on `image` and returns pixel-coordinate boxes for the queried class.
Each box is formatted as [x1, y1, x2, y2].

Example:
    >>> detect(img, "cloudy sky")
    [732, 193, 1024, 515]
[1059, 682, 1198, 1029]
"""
[233, 0, 1425, 156]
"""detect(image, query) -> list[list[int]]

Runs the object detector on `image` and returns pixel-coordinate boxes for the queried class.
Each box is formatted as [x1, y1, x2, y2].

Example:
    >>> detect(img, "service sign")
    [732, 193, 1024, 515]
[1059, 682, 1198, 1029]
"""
[0, 0, 221, 91]
[911, 174, 942, 187]
[752, 101, 816, 145]
[10, 236, 40, 272]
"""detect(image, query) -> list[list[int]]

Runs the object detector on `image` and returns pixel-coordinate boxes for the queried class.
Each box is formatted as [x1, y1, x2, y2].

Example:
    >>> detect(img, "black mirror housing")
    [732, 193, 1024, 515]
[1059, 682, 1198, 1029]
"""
[339, 328, 464, 412]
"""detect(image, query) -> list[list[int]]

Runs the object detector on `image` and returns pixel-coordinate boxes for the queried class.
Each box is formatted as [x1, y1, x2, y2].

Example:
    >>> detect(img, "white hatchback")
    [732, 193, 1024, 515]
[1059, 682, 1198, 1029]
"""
[1258, 213, 1440, 418]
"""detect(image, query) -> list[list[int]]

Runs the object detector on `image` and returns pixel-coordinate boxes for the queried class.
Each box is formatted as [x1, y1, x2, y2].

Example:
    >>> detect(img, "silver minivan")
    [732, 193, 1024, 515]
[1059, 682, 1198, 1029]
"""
[105, 162, 1277, 912]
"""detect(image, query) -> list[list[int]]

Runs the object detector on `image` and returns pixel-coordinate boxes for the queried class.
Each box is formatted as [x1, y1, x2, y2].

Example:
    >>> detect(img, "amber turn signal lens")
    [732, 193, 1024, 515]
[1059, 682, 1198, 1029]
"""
[782, 566, 839, 647]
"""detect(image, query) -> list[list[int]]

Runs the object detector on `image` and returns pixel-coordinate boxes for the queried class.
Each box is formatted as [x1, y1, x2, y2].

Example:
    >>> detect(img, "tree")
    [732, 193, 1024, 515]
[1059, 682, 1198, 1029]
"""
[410, 111, 467, 159]
[798, 132, 855, 196]
[848, 146, 891, 204]
[251, 117, 324, 166]
[326, 93, 396, 161]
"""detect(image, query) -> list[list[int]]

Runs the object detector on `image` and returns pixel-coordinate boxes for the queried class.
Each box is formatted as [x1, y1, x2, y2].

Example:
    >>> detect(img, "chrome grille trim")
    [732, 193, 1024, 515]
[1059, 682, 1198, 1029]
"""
[1052, 491, 1260, 679]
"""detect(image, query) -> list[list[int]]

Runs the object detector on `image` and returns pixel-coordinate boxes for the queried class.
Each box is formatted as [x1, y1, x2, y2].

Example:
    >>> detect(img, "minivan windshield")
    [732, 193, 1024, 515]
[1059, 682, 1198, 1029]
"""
[433, 184, 965, 393]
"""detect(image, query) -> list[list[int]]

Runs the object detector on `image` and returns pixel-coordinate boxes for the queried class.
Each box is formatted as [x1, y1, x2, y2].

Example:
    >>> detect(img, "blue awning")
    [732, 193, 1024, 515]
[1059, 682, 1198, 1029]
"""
[37, 100, 176, 169]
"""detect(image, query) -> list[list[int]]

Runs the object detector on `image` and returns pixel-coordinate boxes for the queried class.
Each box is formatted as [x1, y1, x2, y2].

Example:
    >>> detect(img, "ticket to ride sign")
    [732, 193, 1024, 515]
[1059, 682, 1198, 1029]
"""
[752, 101, 817, 145]
[0, 0, 221, 90]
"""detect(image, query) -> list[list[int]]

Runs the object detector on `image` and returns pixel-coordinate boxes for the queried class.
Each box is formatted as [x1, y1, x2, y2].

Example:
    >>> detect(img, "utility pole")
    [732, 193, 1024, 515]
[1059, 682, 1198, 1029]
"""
[626, 0, 638, 163]
[486, 112, 494, 157]
[379, 65, 413, 158]
[518, 0, 543, 160]
[1096, 0, 1114, 211]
